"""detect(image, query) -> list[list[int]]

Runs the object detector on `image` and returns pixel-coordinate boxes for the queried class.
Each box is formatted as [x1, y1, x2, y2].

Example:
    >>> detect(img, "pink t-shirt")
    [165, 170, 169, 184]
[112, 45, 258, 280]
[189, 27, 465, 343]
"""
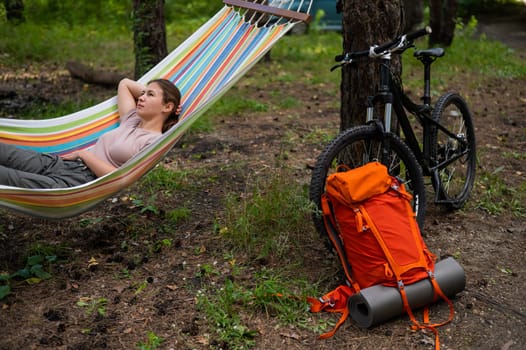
[89, 110, 161, 167]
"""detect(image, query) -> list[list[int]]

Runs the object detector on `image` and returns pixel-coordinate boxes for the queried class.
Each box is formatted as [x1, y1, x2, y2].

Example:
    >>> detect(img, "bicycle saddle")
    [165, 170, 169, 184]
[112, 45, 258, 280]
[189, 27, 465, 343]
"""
[413, 48, 445, 58]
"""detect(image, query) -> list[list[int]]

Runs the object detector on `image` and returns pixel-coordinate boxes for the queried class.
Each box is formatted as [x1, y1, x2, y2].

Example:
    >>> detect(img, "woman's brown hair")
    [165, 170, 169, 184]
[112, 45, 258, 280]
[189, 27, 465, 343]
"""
[149, 78, 181, 133]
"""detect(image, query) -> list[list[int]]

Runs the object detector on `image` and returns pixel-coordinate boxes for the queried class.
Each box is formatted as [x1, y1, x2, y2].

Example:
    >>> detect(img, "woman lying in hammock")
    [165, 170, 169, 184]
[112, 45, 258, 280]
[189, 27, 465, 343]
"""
[0, 78, 181, 189]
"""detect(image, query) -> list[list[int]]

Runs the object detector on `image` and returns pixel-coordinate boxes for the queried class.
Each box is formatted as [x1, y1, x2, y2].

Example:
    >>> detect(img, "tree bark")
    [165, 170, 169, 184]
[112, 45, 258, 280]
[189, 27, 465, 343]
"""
[402, 0, 424, 33]
[340, 0, 403, 131]
[429, 0, 458, 46]
[132, 0, 168, 79]
[3, 0, 25, 24]
[66, 61, 125, 87]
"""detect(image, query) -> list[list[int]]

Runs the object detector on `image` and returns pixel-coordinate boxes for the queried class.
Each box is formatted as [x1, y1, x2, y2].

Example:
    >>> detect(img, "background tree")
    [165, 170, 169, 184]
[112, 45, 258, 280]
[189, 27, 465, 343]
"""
[3, 0, 24, 24]
[429, 0, 458, 46]
[132, 0, 168, 79]
[340, 0, 403, 131]
[402, 0, 424, 32]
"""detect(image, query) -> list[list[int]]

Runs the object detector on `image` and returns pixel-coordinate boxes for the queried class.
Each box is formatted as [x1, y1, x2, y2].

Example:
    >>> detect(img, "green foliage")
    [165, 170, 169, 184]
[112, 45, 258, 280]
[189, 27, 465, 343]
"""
[458, 0, 525, 16]
[0, 251, 58, 300]
[136, 331, 164, 350]
[0, 274, 11, 300]
[76, 297, 108, 316]
[20, 1, 131, 26]
[165, 0, 223, 24]
[166, 207, 191, 225]
[131, 195, 161, 215]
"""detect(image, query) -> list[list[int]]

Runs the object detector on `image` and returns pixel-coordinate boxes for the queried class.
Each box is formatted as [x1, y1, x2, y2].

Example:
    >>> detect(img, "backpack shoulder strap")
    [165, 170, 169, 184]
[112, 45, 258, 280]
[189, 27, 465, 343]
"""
[321, 193, 360, 290]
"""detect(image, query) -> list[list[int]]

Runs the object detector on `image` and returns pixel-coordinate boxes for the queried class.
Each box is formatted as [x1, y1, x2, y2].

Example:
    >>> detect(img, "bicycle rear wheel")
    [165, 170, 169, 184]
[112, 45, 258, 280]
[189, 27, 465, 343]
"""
[309, 124, 426, 241]
[430, 92, 476, 209]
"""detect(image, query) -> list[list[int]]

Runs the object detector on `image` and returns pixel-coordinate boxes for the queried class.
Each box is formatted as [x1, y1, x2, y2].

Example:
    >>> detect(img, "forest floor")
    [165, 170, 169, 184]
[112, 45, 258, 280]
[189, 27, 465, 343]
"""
[0, 11, 525, 350]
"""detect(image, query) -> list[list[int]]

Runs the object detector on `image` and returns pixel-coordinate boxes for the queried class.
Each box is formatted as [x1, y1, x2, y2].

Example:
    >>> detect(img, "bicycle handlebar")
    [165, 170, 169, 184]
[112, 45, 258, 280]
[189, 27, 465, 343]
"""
[334, 26, 432, 63]
[405, 26, 432, 41]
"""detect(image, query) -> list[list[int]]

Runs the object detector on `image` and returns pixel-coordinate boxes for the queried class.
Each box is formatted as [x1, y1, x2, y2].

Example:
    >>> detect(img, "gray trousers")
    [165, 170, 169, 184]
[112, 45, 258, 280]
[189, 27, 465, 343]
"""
[0, 142, 97, 189]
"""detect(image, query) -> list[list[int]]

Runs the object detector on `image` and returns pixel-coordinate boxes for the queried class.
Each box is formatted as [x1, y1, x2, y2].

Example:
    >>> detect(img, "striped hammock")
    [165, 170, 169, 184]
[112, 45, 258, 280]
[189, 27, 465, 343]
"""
[0, 0, 312, 218]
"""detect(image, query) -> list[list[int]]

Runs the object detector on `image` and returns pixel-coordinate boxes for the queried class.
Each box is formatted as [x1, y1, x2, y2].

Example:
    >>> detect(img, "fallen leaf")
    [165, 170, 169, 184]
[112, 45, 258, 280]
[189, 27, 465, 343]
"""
[501, 340, 514, 350]
[113, 285, 126, 293]
[88, 257, 98, 268]
[279, 331, 301, 340]
[195, 335, 209, 345]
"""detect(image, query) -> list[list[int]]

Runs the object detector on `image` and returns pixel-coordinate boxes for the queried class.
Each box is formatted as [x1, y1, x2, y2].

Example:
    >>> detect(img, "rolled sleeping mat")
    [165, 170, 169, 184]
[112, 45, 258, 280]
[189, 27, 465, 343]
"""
[348, 257, 465, 328]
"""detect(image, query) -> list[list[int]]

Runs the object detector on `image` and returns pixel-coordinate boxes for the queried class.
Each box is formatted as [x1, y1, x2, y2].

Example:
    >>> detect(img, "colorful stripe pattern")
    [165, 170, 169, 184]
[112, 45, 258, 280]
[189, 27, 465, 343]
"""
[0, 4, 304, 218]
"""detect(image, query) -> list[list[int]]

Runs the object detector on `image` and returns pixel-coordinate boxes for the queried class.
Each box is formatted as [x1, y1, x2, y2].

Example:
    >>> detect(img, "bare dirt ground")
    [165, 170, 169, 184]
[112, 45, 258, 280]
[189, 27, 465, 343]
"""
[1, 18, 525, 350]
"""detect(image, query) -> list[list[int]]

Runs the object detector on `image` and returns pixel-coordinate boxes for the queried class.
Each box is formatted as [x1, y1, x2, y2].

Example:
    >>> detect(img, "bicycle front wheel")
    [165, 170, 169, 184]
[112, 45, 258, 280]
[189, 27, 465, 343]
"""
[431, 92, 476, 209]
[309, 125, 426, 241]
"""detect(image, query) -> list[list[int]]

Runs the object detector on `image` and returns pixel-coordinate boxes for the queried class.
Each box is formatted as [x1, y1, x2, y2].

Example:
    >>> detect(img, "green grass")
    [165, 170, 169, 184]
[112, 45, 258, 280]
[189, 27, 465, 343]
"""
[196, 265, 326, 350]
[136, 331, 164, 350]
[402, 17, 526, 93]
[445, 18, 525, 78]
[140, 165, 192, 194]
[0, 22, 133, 70]
[474, 166, 526, 217]
[220, 166, 315, 261]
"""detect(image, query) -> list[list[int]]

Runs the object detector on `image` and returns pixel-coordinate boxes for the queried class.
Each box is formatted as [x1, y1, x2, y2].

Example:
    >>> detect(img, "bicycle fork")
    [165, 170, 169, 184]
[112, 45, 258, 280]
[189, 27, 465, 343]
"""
[366, 92, 400, 175]
[366, 93, 394, 131]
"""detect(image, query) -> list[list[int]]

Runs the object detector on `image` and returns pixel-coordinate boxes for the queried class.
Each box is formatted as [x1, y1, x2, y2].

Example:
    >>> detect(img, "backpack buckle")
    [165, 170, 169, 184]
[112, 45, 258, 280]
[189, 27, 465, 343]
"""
[397, 280, 405, 290]
[319, 297, 335, 308]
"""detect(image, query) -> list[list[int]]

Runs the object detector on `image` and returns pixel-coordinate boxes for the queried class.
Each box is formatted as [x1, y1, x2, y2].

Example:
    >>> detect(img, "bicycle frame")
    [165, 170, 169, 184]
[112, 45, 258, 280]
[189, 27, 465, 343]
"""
[365, 52, 469, 195]
[365, 54, 431, 168]
[366, 53, 476, 202]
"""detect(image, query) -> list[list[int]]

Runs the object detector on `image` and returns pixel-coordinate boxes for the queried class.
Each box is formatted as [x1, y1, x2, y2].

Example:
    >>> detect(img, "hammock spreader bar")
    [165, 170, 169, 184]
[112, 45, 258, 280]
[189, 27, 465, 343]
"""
[224, 0, 311, 23]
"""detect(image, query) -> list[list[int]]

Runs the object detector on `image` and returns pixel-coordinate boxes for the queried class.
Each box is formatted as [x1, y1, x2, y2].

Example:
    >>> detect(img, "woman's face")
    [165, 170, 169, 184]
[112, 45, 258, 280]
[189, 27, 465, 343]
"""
[136, 82, 172, 119]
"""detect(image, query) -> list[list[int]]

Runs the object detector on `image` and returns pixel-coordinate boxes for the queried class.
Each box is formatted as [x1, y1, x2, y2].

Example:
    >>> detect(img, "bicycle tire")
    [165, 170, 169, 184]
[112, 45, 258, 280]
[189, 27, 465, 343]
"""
[430, 92, 476, 209]
[309, 124, 426, 243]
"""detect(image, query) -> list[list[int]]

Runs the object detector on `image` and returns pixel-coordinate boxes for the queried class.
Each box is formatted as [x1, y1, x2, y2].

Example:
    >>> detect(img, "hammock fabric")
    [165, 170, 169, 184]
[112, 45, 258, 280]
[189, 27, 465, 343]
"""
[0, 0, 312, 219]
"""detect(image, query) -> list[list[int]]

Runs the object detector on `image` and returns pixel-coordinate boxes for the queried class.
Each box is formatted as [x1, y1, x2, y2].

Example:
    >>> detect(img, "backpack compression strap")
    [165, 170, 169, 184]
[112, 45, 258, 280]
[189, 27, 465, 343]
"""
[358, 200, 455, 350]
[307, 284, 354, 339]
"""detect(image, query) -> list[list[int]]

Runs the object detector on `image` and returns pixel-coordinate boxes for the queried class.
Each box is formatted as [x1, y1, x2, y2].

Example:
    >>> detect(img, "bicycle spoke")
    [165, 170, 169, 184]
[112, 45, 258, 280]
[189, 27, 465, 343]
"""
[431, 92, 476, 208]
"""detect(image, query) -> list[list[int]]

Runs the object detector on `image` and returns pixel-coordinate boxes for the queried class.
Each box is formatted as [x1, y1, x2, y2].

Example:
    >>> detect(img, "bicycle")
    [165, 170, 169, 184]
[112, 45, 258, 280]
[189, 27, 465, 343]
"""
[309, 26, 477, 236]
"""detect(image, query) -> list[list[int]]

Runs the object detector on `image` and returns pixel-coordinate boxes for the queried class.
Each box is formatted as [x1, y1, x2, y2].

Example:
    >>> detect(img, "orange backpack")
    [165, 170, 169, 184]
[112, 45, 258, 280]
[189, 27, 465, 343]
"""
[309, 162, 454, 349]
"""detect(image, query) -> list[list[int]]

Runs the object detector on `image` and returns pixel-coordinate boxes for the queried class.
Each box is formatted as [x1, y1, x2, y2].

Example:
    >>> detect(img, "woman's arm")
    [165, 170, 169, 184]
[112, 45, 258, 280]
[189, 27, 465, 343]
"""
[117, 78, 146, 120]
[61, 150, 116, 177]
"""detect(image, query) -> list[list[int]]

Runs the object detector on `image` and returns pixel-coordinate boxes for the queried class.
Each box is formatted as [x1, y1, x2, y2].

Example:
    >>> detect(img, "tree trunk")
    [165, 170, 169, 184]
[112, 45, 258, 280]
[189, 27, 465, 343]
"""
[429, 0, 458, 46]
[132, 0, 168, 79]
[3, 0, 25, 24]
[340, 0, 403, 131]
[402, 0, 424, 33]
[66, 61, 125, 87]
